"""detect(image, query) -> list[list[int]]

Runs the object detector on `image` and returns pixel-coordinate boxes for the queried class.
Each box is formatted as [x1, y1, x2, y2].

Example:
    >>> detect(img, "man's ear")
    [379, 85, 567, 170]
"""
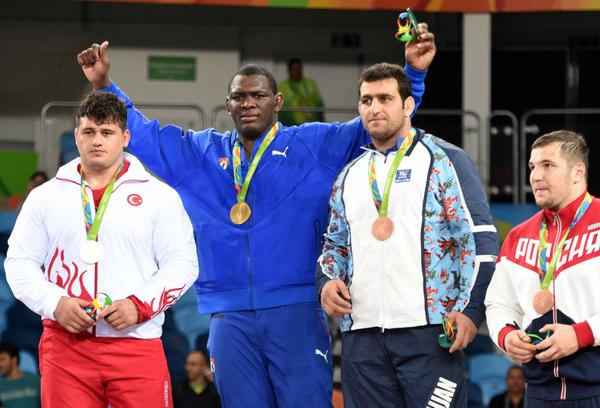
[573, 162, 586, 184]
[274, 92, 284, 112]
[123, 129, 131, 148]
[225, 97, 231, 115]
[403, 96, 415, 118]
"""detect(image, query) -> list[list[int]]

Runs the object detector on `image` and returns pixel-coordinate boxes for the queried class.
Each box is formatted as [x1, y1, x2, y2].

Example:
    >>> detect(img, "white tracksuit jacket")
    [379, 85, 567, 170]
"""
[4, 153, 198, 338]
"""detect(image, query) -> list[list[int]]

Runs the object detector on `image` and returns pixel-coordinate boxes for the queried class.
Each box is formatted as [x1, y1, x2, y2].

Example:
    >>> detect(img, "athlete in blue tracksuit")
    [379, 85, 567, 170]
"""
[77, 27, 435, 407]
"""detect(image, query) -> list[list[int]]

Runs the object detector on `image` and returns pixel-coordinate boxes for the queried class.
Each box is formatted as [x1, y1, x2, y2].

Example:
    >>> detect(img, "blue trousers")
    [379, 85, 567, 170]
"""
[341, 325, 467, 408]
[207, 302, 333, 408]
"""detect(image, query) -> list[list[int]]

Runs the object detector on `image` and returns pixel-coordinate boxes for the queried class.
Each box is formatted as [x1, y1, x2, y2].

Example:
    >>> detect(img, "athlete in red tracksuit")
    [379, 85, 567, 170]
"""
[486, 130, 600, 407]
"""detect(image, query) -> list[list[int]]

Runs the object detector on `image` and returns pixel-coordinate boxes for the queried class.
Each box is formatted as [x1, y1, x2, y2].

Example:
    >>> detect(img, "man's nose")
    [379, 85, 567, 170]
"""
[242, 97, 256, 107]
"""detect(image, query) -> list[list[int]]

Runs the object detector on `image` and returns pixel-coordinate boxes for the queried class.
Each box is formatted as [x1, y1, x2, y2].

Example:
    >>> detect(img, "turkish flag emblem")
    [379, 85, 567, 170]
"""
[127, 194, 143, 206]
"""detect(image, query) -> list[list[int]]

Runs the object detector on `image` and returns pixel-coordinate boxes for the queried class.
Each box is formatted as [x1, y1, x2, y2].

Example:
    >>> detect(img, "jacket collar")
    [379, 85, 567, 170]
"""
[55, 153, 149, 185]
[361, 127, 421, 157]
[542, 190, 589, 227]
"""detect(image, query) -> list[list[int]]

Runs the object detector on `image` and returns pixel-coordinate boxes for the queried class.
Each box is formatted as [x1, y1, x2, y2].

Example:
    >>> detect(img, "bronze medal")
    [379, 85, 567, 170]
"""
[532, 289, 554, 315]
[230, 202, 251, 225]
[372, 216, 394, 241]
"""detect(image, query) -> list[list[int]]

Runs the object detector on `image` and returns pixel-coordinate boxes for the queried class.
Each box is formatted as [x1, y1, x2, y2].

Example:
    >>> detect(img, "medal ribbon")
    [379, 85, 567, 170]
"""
[537, 192, 592, 290]
[232, 123, 279, 204]
[368, 128, 415, 217]
[80, 162, 124, 240]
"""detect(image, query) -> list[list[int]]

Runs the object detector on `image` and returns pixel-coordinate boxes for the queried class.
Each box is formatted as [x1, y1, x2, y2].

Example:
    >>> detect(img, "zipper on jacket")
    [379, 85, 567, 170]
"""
[245, 231, 253, 309]
[551, 212, 561, 379]
[314, 220, 321, 258]
[378, 153, 388, 332]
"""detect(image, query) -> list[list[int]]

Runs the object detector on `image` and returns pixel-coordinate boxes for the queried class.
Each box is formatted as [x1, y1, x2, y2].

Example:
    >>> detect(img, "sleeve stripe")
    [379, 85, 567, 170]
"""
[473, 225, 497, 233]
[476, 255, 497, 263]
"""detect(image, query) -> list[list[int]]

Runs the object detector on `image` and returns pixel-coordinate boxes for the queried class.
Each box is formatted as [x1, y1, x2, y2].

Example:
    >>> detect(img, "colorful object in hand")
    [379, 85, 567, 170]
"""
[437, 317, 456, 348]
[395, 8, 419, 42]
[85, 292, 113, 319]
[526, 330, 552, 345]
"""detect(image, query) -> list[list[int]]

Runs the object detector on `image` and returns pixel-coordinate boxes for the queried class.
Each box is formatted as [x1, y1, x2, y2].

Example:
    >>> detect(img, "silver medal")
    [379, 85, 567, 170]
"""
[79, 240, 102, 264]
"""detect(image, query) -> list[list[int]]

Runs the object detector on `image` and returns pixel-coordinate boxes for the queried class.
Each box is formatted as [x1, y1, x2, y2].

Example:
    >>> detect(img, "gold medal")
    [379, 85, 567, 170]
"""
[372, 216, 394, 241]
[230, 202, 251, 225]
[532, 289, 554, 315]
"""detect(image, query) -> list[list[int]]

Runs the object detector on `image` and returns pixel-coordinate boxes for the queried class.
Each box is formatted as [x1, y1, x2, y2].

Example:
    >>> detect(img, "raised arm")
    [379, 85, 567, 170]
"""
[405, 22, 437, 112]
[77, 42, 206, 186]
[302, 22, 436, 172]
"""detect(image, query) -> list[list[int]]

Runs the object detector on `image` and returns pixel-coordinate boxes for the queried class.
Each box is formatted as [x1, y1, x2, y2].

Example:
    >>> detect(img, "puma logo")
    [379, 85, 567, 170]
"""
[315, 348, 329, 363]
[272, 147, 289, 158]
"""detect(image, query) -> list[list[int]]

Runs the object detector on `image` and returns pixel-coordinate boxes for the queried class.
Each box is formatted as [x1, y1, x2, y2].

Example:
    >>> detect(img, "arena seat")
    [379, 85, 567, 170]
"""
[468, 352, 513, 406]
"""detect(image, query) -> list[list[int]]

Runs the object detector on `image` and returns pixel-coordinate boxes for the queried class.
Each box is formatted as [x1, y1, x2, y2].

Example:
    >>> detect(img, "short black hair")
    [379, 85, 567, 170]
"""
[532, 129, 589, 171]
[228, 64, 278, 95]
[0, 341, 20, 365]
[30, 171, 48, 182]
[78, 92, 127, 131]
[359, 62, 412, 101]
[287, 58, 302, 70]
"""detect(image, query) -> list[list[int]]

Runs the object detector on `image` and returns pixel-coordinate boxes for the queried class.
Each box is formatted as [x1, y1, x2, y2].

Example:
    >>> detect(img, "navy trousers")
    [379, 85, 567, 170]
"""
[341, 325, 467, 408]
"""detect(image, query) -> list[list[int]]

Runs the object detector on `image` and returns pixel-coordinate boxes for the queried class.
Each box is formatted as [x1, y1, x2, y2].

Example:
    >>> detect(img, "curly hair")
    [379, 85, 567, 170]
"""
[78, 92, 127, 130]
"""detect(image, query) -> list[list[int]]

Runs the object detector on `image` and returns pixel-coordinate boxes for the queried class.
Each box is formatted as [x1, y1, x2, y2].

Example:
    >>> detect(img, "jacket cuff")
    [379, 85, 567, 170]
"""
[498, 325, 518, 351]
[404, 64, 428, 79]
[97, 82, 118, 93]
[573, 321, 594, 348]
[461, 304, 484, 329]
[128, 295, 153, 324]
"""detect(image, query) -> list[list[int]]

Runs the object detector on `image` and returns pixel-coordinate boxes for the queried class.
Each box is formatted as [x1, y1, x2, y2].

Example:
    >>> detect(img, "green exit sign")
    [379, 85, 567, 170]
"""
[148, 56, 196, 81]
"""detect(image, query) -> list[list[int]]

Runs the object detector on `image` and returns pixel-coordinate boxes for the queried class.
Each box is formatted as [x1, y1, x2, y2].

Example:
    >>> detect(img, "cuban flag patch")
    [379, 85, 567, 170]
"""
[395, 169, 412, 183]
[218, 157, 229, 170]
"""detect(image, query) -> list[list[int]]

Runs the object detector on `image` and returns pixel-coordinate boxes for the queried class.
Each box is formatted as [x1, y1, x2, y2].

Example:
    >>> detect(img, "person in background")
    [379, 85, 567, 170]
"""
[488, 365, 525, 408]
[173, 350, 221, 408]
[278, 58, 324, 126]
[0, 341, 40, 408]
[15, 172, 48, 213]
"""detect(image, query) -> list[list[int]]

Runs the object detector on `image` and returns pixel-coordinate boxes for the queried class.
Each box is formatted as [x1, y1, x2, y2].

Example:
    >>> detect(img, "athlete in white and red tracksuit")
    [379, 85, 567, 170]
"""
[486, 130, 600, 407]
[4, 93, 198, 407]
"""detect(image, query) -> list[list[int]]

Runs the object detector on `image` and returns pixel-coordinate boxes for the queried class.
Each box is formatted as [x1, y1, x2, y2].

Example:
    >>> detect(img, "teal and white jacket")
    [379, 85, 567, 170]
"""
[316, 130, 499, 332]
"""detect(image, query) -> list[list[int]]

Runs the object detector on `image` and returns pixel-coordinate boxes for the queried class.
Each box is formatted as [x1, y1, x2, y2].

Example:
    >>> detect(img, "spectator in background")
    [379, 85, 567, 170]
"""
[278, 58, 324, 126]
[488, 365, 525, 408]
[173, 350, 221, 408]
[15, 172, 48, 213]
[0, 341, 40, 408]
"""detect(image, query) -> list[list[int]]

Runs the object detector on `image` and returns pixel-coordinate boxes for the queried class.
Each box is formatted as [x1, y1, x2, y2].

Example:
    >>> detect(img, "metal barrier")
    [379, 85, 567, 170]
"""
[210, 105, 359, 132]
[39, 101, 205, 174]
[211, 105, 484, 172]
[519, 108, 600, 203]
[488, 110, 519, 204]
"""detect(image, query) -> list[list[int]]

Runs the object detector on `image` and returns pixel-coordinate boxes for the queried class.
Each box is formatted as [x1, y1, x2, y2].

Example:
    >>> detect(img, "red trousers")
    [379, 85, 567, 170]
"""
[39, 321, 172, 408]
